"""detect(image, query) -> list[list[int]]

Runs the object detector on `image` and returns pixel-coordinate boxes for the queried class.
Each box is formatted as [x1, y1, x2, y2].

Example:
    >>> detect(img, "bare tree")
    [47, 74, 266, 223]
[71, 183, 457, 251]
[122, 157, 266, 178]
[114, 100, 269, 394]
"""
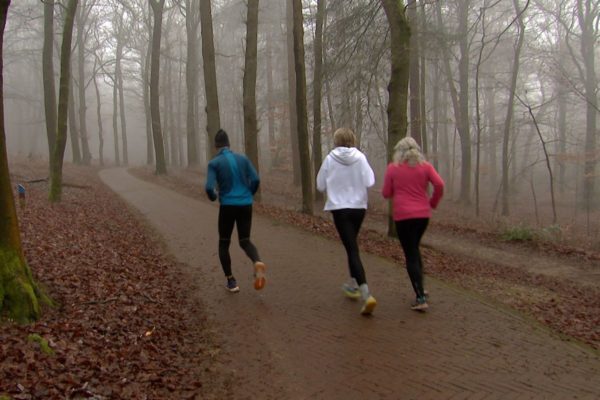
[68, 80, 82, 164]
[42, 0, 57, 165]
[500, 0, 527, 216]
[0, 0, 48, 323]
[292, 0, 313, 214]
[243, 0, 260, 197]
[200, 0, 220, 161]
[149, 0, 167, 174]
[183, 0, 199, 166]
[407, 0, 422, 146]
[435, 0, 472, 204]
[312, 0, 325, 202]
[286, 0, 300, 184]
[573, 0, 599, 208]
[381, 0, 410, 235]
[92, 66, 104, 166]
[76, 0, 93, 165]
[49, 0, 78, 202]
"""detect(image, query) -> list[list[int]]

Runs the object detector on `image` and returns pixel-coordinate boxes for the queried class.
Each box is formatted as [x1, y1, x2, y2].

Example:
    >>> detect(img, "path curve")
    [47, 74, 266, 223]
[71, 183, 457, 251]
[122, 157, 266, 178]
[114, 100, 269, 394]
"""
[100, 168, 600, 399]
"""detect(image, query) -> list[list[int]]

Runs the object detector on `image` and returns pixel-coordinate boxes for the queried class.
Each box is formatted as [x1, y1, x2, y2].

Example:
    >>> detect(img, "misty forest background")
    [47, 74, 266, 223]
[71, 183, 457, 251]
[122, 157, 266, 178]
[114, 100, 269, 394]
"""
[3, 0, 600, 241]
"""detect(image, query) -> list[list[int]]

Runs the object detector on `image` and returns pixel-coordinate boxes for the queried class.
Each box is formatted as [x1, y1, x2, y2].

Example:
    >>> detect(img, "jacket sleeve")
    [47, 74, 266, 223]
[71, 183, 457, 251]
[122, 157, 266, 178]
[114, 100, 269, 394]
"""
[361, 155, 375, 188]
[205, 161, 218, 201]
[316, 157, 328, 192]
[245, 157, 260, 195]
[381, 164, 393, 199]
[427, 163, 445, 209]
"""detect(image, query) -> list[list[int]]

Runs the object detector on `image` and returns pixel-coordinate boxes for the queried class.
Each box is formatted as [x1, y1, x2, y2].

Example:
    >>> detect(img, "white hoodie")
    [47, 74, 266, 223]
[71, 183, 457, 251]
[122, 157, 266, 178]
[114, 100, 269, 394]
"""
[316, 147, 375, 211]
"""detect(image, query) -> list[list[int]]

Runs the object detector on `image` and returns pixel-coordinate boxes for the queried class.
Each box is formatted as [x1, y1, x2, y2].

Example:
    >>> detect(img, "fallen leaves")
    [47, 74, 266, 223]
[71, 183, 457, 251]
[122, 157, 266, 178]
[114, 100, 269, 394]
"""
[2, 162, 228, 399]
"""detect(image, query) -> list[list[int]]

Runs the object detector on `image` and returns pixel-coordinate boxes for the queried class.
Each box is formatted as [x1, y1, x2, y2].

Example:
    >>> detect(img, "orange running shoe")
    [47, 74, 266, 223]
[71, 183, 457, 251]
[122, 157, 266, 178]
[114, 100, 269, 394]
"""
[254, 261, 266, 290]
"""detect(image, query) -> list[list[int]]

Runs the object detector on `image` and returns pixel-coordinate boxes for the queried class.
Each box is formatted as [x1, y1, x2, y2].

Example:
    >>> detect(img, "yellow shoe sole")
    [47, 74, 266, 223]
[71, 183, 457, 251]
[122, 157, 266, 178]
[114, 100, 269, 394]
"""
[361, 296, 377, 315]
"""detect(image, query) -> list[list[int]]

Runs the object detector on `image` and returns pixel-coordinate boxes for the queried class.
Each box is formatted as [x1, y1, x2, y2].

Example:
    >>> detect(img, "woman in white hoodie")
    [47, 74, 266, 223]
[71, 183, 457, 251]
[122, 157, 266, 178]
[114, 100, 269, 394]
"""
[316, 128, 377, 315]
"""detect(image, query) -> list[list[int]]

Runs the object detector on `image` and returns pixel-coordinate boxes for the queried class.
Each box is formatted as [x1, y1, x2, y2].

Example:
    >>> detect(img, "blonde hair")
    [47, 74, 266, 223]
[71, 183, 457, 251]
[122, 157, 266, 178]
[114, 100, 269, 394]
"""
[333, 127, 356, 148]
[393, 136, 425, 166]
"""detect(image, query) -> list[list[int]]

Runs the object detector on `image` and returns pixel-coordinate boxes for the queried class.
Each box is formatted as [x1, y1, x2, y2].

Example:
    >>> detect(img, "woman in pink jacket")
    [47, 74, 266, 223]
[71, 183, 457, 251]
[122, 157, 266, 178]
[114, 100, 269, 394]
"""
[382, 137, 444, 311]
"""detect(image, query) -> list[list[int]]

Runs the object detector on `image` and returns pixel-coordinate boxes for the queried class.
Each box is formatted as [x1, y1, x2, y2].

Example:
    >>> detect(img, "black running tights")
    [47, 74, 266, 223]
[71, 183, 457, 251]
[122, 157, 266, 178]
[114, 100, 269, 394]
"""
[218, 205, 260, 277]
[395, 218, 429, 299]
[332, 208, 367, 286]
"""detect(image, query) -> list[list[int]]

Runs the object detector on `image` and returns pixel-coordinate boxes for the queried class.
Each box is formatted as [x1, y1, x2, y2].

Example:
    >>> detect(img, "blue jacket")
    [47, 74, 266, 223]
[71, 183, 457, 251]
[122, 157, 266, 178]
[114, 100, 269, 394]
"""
[205, 148, 260, 206]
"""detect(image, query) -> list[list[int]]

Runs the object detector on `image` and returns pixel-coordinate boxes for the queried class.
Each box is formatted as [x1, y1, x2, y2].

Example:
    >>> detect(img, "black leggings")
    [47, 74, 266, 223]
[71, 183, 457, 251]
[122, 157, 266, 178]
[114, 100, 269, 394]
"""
[332, 208, 367, 286]
[395, 218, 429, 299]
[218, 205, 260, 277]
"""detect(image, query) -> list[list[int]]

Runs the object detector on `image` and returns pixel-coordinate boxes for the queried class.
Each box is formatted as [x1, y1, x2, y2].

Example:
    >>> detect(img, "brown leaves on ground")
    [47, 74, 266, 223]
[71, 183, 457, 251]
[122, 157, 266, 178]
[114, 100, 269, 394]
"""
[2, 162, 229, 400]
[130, 166, 600, 350]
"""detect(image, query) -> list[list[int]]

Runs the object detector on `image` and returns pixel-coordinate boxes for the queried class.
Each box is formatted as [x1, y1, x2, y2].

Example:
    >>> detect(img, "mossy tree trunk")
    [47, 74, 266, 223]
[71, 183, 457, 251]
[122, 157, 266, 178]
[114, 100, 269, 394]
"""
[0, 0, 43, 323]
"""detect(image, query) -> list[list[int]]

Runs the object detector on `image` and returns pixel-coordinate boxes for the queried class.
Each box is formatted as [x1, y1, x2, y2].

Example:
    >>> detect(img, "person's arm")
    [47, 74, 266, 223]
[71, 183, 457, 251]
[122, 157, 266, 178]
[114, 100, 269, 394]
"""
[428, 163, 445, 209]
[381, 164, 393, 199]
[205, 162, 218, 201]
[245, 158, 260, 195]
[361, 155, 375, 188]
[316, 157, 328, 192]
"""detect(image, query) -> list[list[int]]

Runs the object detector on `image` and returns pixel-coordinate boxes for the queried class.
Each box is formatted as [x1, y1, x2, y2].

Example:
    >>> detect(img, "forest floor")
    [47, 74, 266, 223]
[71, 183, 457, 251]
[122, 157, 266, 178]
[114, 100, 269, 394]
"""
[2, 160, 599, 399]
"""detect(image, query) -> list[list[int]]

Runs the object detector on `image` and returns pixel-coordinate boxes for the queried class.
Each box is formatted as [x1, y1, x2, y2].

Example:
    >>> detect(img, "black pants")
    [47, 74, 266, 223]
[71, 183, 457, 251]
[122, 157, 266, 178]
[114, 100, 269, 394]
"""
[218, 205, 260, 277]
[332, 208, 367, 286]
[395, 218, 429, 299]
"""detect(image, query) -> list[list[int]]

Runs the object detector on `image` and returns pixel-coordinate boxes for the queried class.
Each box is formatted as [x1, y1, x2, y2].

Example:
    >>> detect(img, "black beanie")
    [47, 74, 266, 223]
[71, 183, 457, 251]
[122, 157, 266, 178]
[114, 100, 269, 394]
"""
[214, 129, 230, 148]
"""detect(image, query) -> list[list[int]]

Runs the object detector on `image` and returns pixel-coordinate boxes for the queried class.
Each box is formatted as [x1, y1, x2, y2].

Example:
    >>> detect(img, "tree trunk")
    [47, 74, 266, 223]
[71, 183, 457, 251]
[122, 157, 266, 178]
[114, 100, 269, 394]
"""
[418, 1, 427, 154]
[185, 0, 199, 166]
[292, 0, 313, 215]
[49, 0, 78, 202]
[112, 60, 120, 166]
[381, 0, 410, 236]
[0, 0, 45, 323]
[92, 72, 104, 166]
[286, 0, 301, 185]
[431, 56, 440, 170]
[68, 80, 81, 164]
[77, 1, 91, 165]
[118, 56, 128, 166]
[266, 28, 275, 167]
[149, 0, 167, 175]
[457, 0, 471, 204]
[243, 0, 261, 198]
[501, 0, 526, 216]
[485, 83, 498, 193]
[407, 0, 421, 146]
[42, 0, 56, 165]
[435, 0, 471, 204]
[142, 38, 154, 165]
[200, 0, 221, 162]
[577, 0, 598, 208]
[312, 0, 325, 202]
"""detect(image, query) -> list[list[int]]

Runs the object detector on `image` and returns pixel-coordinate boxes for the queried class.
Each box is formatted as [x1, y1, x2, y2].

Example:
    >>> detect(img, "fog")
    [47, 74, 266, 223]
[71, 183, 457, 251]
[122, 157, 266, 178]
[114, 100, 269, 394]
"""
[3, 0, 599, 236]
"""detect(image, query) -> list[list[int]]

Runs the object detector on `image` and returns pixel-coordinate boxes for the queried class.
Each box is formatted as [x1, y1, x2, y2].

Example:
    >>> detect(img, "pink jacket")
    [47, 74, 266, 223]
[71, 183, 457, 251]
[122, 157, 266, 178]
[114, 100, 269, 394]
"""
[382, 161, 444, 221]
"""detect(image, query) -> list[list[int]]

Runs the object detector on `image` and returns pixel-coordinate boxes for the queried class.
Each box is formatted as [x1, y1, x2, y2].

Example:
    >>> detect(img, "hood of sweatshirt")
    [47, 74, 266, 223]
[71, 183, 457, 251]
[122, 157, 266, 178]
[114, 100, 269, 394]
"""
[330, 147, 361, 165]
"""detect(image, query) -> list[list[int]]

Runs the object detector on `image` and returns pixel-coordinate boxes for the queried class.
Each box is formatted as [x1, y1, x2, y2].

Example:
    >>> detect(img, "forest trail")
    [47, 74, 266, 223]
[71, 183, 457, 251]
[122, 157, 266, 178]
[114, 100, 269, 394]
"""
[99, 168, 600, 399]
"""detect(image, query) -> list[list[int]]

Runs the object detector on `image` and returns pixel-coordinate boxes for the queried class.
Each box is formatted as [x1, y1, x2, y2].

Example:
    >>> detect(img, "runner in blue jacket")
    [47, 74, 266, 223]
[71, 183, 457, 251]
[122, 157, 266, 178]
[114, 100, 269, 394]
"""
[205, 129, 266, 292]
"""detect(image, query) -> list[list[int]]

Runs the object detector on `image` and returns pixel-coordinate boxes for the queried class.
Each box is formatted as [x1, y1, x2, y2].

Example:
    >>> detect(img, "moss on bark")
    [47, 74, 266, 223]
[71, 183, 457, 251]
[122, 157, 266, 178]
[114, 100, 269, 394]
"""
[0, 248, 43, 323]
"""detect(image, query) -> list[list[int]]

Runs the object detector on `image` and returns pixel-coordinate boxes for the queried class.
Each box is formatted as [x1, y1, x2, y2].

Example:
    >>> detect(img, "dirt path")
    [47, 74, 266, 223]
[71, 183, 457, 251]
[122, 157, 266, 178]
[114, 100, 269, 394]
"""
[100, 168, 600, 399]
